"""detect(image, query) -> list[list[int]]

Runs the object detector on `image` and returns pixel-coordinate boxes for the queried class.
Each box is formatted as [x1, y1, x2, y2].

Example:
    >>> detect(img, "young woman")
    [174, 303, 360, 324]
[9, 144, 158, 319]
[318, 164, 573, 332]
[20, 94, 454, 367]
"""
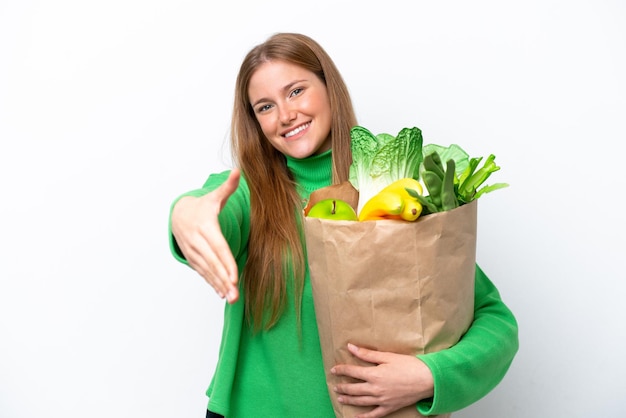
[169, 32, 518, 418]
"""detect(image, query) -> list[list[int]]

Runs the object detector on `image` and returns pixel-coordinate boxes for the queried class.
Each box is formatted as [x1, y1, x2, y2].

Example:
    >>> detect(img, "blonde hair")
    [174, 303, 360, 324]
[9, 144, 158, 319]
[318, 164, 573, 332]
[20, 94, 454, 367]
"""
[231, 33, 357, 330]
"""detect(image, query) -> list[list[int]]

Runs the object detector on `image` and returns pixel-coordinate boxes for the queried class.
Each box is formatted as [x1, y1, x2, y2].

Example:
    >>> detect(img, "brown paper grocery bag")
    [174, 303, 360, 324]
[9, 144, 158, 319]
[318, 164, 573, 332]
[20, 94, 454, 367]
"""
[303, 182, 476, 418]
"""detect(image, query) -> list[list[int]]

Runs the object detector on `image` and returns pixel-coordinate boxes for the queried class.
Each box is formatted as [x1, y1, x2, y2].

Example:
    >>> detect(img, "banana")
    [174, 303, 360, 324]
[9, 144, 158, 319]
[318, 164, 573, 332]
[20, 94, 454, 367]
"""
[358, 191, 404, 221]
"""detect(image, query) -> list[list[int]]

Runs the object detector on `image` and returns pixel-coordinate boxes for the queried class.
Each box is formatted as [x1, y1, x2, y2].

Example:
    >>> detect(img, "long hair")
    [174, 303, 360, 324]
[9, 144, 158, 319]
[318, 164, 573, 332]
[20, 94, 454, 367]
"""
[231, 33, 357, 331]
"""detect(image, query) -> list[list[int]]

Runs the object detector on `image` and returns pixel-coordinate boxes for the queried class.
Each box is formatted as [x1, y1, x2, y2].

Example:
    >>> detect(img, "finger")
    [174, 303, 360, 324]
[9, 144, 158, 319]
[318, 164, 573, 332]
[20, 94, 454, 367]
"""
[334, 381, 372, 397]
[334, 390, 396, 417]
[196, 219, 239, 286]
[182, 244, 230, 298]
[193, 252, 239, 303]
[176, 219, 236, 297]
[331, 363, 373, 383]
[348, 343, 389, 365]
[215, 168, 241, 210]
[331, 344, 387, 382]
[191, 233, 239, 300]
[354, 405, 393, 418]
[335, 390, 381, 407]
[336, 394, 378, 407]
[206, 170, 241, 286]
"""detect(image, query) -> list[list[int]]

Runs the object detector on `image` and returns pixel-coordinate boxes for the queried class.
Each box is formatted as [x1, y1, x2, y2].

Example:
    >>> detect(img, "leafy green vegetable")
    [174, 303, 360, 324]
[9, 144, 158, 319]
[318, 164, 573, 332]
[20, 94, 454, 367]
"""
[442, 158, 459, 211]
[417, 147, 509, 214]
[349, 126, 423, 214]
[422, 143, 469, 177]
[348, 125, 508, 216]
[416, 151, 460, 214]
[456, 154, 509, 204]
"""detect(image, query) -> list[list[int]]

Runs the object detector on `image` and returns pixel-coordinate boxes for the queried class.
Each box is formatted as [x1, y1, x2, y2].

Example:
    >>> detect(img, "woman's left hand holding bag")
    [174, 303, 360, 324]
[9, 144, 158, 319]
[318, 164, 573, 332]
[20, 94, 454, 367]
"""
[331, 343, 434, 418]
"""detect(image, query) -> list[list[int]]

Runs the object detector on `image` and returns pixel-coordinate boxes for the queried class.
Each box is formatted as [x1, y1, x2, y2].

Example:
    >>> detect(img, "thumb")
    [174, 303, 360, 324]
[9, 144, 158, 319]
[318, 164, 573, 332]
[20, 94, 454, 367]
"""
[215, 168, 241, 210]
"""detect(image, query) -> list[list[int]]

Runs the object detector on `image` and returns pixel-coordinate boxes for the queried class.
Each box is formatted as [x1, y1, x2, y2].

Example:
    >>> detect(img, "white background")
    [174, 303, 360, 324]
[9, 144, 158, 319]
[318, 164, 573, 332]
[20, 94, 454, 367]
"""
[1, 1, 625, 417]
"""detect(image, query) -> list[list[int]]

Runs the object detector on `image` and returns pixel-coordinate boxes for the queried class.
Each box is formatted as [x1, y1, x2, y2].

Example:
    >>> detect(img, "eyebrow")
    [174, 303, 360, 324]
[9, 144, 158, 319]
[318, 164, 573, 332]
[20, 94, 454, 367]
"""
[250, 79, 308, 108]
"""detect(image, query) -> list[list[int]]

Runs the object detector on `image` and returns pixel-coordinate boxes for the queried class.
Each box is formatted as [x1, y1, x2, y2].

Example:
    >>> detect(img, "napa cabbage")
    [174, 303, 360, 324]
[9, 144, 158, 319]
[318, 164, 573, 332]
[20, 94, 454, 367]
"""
[348, 126, 423, 214]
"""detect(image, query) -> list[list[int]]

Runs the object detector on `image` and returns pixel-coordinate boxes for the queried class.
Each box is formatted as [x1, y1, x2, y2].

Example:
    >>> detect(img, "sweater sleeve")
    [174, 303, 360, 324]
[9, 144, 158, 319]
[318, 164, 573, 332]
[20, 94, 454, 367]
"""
[168, 170, 250, 265]
[416, 264, 519, 415]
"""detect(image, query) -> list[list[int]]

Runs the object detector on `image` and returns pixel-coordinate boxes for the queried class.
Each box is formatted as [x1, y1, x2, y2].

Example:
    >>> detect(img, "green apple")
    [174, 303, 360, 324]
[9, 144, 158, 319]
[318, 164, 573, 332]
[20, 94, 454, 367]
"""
[307, 198, 358, 221]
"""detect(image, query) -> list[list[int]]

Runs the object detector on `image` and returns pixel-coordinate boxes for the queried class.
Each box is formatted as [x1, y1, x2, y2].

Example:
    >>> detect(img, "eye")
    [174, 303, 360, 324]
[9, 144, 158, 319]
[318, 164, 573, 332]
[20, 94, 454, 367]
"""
[256, 103, 273, 114]
[289, 87, 303, 98]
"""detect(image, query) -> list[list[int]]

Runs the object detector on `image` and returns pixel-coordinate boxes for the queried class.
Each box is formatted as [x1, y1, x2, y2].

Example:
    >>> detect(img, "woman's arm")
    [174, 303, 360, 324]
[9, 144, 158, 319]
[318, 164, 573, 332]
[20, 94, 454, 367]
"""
[416, 264, 519, 415]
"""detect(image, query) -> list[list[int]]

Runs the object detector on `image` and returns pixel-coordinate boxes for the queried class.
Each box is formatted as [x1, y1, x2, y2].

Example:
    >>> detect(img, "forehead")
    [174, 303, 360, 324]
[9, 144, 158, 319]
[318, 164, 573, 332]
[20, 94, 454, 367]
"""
[248, 60, 316, 96]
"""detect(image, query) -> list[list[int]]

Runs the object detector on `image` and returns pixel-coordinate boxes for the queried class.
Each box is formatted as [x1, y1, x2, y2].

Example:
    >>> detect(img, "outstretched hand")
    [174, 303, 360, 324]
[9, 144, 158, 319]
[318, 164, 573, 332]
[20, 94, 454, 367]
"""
[331, 343, 434, 418]
[171, 168, 241, 303]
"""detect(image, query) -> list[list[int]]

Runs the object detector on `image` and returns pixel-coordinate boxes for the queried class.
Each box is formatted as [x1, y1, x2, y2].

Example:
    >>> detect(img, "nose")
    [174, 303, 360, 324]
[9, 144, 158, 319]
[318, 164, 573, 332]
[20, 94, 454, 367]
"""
[279, 105, 296, 125]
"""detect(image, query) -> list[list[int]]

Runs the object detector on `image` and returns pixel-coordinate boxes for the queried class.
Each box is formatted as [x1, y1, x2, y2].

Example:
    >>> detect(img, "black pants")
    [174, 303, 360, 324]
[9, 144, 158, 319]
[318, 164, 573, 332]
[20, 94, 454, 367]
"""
[206, 410, 224, 418]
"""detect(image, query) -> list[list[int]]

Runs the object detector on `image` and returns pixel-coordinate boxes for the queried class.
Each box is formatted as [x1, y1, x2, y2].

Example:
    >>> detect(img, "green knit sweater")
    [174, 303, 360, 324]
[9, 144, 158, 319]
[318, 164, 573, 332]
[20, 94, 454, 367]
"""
[169, 149, 518, 417]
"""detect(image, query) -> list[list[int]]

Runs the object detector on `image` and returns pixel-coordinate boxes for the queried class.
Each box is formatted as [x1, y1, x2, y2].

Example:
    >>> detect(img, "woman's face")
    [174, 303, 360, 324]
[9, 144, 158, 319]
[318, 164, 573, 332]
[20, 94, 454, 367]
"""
[248, 60, 332, 159]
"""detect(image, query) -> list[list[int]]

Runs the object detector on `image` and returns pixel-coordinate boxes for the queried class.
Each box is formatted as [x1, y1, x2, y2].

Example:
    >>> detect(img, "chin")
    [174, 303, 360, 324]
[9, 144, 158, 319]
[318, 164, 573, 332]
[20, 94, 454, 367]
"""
[284, 146, 316, 159]
[288, 152, 314, 160]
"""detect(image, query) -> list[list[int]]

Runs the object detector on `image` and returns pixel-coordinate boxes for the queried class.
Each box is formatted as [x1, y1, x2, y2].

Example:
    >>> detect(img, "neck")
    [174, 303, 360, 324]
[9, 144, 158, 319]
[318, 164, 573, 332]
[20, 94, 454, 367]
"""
[286, 149, 333, 200]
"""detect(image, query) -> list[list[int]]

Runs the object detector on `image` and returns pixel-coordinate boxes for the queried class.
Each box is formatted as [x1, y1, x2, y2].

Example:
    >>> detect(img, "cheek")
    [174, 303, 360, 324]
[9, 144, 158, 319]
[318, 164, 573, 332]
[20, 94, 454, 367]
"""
[316, 93, 332, 124]
[256, 116, 275, 138]
[318, 101, 333, 134]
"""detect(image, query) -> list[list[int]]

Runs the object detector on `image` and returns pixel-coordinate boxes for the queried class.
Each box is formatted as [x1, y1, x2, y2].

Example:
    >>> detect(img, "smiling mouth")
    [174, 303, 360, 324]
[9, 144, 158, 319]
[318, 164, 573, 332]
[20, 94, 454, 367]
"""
[283, 122, 311, 138]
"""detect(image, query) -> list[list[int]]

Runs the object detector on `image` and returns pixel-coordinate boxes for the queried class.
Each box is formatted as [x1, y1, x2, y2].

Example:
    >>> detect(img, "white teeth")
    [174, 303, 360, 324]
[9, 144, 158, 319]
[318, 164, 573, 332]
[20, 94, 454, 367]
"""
[284, 123, 310, 138]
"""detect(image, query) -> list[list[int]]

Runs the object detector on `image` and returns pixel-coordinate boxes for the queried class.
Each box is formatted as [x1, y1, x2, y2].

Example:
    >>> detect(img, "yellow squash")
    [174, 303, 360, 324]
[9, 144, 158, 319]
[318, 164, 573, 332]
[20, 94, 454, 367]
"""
[379, 177, 423, 198]
[358, 178, 424, 222]
[358, 191, 404, 221]
[399, 198, 422, 221]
